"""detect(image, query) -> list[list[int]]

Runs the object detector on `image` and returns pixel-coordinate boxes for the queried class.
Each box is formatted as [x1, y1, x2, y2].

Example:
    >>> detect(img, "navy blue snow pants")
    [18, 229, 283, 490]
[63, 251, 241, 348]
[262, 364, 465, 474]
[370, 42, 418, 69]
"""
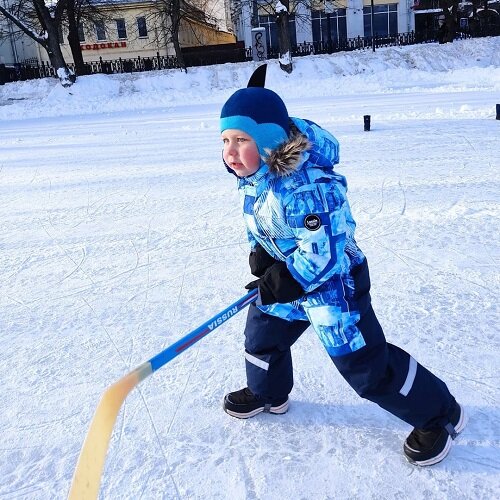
[244, 302, 456, 430]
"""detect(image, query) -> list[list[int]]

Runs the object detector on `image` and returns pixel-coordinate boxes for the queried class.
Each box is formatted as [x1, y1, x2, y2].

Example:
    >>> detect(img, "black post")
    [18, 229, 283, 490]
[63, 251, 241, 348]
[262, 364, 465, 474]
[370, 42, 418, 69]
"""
[371, 0, 375, 52]
[327, 13, 332, 52]
[496, 104, 500, 120]
[364, 115, 371, 131]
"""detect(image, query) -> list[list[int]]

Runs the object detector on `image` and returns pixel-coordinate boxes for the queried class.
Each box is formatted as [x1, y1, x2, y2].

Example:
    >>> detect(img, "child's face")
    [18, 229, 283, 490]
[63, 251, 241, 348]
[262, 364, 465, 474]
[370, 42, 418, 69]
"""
[221, 129, 261, 177]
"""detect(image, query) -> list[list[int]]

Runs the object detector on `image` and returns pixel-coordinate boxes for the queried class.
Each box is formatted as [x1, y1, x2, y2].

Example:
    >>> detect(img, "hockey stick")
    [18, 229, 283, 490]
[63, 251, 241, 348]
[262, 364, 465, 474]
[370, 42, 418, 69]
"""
[68, 289, 258, 499]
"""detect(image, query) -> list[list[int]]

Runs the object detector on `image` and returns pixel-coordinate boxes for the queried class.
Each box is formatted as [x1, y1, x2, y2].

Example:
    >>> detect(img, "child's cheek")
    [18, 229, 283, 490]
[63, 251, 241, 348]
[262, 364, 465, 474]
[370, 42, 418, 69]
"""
[249, 148, 261, 169]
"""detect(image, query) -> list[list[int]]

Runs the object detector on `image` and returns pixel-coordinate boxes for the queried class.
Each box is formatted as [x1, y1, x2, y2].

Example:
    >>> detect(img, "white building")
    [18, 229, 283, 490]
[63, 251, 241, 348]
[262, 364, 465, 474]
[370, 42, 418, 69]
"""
[0, 0, 235, 67]
[227, 0, 416, 49]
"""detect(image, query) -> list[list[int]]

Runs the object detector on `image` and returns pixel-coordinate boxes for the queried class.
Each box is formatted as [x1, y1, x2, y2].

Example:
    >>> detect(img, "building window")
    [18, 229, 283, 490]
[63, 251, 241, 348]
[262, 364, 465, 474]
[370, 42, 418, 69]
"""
[78, 22, 85, 42]
[311, 9, 347, 44]
[363, 4, 398, 37]
[258, 14, 296, 51]
[137, 17, 148, 37]
[95, 20, 106, 41]
[116, 18, 127, 39]
[258, 15, 277, 50]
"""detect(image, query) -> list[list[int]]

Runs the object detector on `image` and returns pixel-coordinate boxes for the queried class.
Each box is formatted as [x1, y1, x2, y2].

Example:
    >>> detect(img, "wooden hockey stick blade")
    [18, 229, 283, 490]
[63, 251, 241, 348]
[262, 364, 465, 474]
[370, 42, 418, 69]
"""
[68, 362, 152, 499]
[68, 290, 257, 499]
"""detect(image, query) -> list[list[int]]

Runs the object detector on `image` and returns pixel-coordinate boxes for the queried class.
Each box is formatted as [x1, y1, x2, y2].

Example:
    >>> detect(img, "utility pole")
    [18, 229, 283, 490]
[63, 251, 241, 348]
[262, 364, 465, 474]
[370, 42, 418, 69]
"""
[3, 0, 19, 63]
[371, 0, 375, 52]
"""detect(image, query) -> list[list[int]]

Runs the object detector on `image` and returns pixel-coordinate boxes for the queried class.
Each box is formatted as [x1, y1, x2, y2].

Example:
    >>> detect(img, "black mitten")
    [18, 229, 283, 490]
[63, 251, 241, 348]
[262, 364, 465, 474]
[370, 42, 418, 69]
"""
[249, 244, 278, 277]
[245, 261, 304, 305]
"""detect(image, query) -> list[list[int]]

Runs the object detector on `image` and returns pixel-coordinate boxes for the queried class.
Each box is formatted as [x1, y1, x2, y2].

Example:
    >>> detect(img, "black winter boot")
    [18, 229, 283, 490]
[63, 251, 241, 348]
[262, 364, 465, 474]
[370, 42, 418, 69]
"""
[403, 402, 466, 466]
[223, 387, 289, 419]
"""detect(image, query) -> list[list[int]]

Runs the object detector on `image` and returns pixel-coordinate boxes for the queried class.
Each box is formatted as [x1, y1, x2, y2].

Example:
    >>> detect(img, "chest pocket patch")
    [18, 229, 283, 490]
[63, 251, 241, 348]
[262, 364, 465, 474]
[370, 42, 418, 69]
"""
[304, 214, 322, 231]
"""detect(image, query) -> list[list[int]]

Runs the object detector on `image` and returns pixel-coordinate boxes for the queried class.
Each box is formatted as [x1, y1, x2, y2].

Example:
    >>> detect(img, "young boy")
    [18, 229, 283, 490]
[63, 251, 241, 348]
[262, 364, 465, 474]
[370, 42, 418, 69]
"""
[219, 65, 466, 466]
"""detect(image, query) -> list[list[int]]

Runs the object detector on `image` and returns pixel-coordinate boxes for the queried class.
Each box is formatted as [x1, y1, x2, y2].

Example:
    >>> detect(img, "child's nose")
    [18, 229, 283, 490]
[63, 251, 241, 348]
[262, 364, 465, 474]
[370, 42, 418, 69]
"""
[227, 142, 238, 155]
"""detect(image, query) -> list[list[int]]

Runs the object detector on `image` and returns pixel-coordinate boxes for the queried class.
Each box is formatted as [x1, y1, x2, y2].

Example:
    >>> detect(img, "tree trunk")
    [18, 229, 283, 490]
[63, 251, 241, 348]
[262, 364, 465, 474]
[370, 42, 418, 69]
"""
[33, 0, 75, 86]
[252, 0, 258, 28]
[41, 28, 75, 86]
[0, 3, 73, 86]
[170, 0, 186, 71]
[276, 1, 292, 74]
[440, 0, 458, 43]
[66, 1, 86, 76]
[45, 26, 76, 86]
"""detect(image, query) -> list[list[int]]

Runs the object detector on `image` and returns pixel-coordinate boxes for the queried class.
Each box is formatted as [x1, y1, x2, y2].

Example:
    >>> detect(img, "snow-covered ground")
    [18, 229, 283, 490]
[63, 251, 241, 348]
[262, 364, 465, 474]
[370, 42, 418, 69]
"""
[1, 37, 499, 499]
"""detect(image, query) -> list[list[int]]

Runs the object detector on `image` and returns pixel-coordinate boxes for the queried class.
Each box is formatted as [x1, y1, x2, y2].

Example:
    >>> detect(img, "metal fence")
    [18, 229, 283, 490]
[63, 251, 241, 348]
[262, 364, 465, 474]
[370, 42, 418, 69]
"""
[0, 53, 179, 84]
[0, 30, 496, 85]
[75, 53, 179, 75]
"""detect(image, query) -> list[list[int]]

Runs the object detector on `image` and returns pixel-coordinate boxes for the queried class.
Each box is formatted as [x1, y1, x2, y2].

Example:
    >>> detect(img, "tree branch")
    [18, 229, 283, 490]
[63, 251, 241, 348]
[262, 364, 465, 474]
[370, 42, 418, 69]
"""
[0, 5, 47, 45]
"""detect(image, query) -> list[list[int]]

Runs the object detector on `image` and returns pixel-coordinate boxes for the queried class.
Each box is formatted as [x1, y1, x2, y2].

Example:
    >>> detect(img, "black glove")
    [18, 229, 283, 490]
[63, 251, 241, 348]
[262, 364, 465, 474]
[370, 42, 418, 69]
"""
[245, 261, 304, 305]
[249, 244, 278, 277]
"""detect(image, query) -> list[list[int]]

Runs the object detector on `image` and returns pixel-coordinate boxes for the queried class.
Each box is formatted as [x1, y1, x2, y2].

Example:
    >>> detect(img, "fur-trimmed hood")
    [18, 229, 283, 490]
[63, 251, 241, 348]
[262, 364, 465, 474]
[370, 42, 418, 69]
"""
[263, 118, 340, 177]
[263, 124, 311, 177]
[228, 117, 340, 182]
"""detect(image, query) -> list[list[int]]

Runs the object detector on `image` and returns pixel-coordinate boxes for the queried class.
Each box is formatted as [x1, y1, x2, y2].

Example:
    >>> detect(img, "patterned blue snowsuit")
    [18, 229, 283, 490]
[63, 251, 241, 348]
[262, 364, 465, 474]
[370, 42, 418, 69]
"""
[236, 117, 456, 429]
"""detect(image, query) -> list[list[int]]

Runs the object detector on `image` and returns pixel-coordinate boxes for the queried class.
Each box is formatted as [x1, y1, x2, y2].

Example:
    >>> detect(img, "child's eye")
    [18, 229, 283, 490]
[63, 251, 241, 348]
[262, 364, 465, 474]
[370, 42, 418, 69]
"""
[237, 138, 247, 143]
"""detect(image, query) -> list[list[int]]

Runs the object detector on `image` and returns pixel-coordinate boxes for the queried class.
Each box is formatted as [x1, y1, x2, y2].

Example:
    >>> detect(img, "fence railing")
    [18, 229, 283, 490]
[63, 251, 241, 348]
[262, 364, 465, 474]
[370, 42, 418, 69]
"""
[0, 29, 497, 85]
[72, 53, 179, 75]
[255, 31, 423, 59]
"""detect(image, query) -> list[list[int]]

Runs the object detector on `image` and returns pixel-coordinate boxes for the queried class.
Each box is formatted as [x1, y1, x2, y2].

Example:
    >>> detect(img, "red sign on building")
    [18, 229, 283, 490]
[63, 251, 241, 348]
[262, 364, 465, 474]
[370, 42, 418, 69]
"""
[81, 42, 127, 51]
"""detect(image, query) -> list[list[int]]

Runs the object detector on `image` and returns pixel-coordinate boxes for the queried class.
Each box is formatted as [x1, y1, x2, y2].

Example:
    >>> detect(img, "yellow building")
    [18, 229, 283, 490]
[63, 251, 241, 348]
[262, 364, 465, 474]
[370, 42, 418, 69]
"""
[37, 0, 235, 65]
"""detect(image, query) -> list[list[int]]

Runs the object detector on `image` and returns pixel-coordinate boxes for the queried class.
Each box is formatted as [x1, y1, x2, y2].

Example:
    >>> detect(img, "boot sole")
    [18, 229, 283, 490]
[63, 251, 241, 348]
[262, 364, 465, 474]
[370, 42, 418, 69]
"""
[224, 399, 289, 419]
[405, 404, 467, 467]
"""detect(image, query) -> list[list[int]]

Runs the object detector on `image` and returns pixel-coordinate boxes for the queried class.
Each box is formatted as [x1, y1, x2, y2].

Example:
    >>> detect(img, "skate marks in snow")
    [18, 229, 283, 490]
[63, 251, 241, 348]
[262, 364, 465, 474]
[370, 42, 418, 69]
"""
[1, 81, 499, 498]
[158, 392, 500, 499]
[154, 318, 499, 499]
[343, 116, 498, 323]
[355, 169, 499, 409]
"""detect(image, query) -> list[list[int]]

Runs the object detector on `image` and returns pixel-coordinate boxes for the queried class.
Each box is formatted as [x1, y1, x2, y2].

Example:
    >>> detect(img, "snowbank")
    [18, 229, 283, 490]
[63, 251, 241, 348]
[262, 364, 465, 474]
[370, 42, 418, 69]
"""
[1, 37, 499, 121]
[1, 35, 499, 500]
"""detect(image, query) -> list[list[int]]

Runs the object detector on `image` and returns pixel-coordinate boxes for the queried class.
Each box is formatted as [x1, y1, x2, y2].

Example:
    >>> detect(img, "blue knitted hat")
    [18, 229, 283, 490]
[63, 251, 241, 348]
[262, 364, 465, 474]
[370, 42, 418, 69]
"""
[220, 87, 290, 156]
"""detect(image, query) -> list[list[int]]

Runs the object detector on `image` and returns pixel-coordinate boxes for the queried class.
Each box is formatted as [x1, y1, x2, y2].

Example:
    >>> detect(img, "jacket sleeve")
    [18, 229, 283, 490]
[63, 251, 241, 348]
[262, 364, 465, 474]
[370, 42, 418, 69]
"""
[245, 227, 259, 251]
[283, 175, 350, 293]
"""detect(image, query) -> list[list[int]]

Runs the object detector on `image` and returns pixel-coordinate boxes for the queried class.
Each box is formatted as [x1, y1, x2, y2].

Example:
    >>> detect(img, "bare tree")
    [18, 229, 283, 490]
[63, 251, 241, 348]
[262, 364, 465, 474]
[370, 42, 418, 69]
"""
[0, 0, 75, 86]
[146, 0, 221, 71]
[231, 0, 295, 72]
[64, 0, 85, 75]
[166, 0, 186, 69]
[438, 0, 459, 42]
[229, 0, 327, 73]
[63, 0, 128, 76]
[275, 0, 292, 73]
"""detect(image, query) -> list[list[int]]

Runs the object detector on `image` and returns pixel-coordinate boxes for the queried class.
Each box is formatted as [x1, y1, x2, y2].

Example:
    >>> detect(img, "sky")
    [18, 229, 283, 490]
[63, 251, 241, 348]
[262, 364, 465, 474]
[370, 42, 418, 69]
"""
[0, 37, 499, 499]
